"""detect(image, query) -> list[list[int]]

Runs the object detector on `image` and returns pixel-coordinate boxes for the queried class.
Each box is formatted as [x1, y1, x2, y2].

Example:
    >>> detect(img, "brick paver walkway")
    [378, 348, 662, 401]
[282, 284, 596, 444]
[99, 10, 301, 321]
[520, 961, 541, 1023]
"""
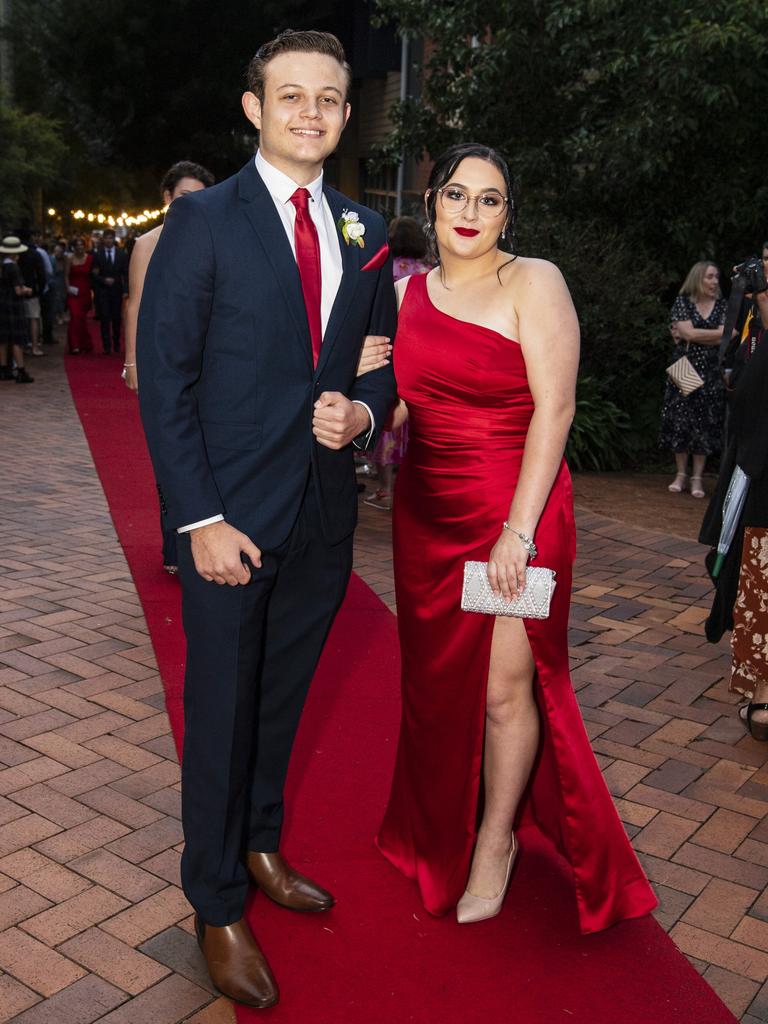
[0, 348, 766, 1022]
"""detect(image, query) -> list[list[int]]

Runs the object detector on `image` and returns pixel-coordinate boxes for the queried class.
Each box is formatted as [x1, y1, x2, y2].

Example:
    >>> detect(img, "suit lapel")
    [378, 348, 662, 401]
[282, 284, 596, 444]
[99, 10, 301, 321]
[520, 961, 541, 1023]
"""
[237, 161, 313, 370]
[316, 186, 361, 376]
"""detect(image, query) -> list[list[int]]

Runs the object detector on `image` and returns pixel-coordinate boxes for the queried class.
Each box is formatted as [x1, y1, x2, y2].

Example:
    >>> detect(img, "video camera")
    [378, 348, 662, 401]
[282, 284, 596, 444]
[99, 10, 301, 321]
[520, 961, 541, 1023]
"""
[718, 256, 768, 368]
[732, 256, 768, 295]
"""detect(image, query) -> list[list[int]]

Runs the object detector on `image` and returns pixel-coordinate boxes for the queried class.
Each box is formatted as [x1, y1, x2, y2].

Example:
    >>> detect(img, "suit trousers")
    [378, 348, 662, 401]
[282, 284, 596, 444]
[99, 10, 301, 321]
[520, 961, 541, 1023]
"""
[40, 290, 54, 345]
[176, 480, 353, 925]
[96, 287, 123, 352]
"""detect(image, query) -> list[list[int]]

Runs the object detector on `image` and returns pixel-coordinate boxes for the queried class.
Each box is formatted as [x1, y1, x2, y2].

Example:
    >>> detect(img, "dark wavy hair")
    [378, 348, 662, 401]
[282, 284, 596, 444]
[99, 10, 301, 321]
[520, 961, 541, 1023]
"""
[424, 143, 516, 264]
[389, 216, 428, 260]
[160, 161, 215, 198]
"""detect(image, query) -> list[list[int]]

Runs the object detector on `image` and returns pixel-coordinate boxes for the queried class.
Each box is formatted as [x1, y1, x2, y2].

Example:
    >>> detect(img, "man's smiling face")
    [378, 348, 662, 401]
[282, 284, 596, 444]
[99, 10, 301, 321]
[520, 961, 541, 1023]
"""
[243, 50, 351, 182]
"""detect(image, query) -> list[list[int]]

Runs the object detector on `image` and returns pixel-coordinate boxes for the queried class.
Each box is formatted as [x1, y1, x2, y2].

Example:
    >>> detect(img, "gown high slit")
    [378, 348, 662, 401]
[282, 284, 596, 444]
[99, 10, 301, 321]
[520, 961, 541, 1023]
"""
[375, 272, 657, 934]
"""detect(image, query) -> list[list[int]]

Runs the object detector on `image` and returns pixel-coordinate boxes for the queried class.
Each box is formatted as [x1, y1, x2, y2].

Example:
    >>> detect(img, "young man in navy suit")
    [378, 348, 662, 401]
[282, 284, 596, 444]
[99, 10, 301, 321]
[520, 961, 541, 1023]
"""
[91, 229, 129, 354]
[138, 30, 396, 1008]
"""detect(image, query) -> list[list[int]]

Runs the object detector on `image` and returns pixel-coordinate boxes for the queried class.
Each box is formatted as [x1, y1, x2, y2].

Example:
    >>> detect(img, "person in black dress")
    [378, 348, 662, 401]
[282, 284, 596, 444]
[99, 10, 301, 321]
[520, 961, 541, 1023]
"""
[659, 261, 726, 498]
[700, 252, 768, 738]
[0, 236, 34, 384]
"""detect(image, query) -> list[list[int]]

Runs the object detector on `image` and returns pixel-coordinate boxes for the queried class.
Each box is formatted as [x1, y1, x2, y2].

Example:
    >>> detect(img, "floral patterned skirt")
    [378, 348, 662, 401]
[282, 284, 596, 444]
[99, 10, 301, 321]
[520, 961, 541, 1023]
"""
[730, 527, 768, 698]
[371, 423, 409, 466]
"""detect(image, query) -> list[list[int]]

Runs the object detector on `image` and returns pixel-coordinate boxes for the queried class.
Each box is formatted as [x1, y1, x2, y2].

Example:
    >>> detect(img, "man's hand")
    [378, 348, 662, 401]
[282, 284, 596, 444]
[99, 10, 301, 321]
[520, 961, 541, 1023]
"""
[190, 521, 262, 586]
[312, 392, 370, 450]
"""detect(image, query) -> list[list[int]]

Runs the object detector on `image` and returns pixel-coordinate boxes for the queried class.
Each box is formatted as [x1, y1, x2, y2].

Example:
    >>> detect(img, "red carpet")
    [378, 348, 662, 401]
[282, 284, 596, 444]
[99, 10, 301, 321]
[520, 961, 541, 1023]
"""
[65, 342, 737, 1024]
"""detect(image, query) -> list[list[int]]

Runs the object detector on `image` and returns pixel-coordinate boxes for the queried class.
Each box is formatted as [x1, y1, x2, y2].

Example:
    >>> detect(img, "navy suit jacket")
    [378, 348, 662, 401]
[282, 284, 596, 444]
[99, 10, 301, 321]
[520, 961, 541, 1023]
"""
[137, 159, 397, 549]
[91, 247, 129, 296]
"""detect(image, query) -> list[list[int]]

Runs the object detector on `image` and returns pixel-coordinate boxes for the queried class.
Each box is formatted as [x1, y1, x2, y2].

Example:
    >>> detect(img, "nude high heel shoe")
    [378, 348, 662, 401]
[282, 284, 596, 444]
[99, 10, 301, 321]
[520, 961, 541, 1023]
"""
[456, 834, 518, 924]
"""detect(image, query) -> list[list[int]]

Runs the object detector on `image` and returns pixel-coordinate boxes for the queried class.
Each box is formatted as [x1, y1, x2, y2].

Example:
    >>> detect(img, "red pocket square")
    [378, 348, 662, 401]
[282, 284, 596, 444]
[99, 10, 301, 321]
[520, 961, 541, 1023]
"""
[361, 243, 390, 272]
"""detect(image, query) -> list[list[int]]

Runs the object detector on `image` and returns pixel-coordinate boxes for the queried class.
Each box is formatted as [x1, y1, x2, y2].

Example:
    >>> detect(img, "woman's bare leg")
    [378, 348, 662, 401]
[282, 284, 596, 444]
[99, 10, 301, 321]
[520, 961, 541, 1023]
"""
[465, 615, 538, 898]
[12, 344, 26, 370]
[740, 680, 768, 728]
[674, 452, 689, 476]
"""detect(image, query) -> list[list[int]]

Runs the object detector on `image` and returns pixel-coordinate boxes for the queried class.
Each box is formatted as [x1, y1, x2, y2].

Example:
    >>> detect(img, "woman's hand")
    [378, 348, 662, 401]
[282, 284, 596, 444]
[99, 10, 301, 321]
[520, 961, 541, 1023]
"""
[674, 320, 694, 342]
[123, 365, 138, 392]
[487, 530, 529, 602]
[356, 334, 392, 377]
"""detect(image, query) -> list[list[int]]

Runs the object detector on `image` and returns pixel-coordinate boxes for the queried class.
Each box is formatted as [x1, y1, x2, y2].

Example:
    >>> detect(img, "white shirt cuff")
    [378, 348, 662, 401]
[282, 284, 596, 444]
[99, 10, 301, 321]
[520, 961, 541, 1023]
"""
[177, 514, 224, 534]
[351, 401, 375, 449]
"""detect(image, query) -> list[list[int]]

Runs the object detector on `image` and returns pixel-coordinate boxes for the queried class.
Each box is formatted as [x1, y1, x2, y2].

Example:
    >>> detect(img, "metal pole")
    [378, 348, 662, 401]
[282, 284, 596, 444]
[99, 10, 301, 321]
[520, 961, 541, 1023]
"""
[394, 33, 409, 217]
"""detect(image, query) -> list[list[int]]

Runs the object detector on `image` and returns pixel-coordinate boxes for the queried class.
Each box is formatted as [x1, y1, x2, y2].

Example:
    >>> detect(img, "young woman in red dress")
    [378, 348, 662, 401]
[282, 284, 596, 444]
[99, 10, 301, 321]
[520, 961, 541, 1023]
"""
[64, 237, 94, 353]
[370, 143, 656, 933]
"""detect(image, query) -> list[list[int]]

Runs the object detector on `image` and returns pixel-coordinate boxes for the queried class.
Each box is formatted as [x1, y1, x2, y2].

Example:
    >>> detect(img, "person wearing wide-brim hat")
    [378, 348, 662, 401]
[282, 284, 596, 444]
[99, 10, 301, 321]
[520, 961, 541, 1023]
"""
[0, 236, 34, 383]
[0, 236, 27, 255]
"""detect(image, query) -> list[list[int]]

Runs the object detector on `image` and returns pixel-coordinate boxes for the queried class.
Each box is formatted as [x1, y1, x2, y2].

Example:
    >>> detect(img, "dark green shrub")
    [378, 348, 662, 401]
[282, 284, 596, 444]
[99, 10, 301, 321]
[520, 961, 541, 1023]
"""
[566, 376, 631, 471]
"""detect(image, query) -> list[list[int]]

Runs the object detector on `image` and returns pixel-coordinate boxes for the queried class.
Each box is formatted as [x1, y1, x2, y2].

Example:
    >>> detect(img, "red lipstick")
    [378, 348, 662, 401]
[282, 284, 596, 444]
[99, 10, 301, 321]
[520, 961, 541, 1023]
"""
[454, 227, 480, 237]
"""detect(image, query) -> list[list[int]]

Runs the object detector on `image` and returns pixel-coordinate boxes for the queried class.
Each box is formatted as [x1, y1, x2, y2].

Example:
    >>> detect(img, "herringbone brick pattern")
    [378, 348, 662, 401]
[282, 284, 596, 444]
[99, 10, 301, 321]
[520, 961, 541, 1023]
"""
[0, 347, 765, 1021]
[354, 499, 768, 1021]
[0, 350, 231, 1024]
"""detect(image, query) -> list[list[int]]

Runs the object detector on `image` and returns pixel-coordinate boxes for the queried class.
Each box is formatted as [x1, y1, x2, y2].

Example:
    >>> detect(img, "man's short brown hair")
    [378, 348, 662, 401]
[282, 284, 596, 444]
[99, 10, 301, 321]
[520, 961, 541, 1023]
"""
[246, 29, 352, 104]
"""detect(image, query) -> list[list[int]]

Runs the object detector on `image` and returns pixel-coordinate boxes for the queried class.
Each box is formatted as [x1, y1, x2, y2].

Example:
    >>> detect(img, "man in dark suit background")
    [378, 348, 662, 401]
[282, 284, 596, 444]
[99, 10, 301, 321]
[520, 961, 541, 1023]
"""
[16, 231, 46, 356]
[91, 228, 128, 353]
[138, 29, 396, 1009]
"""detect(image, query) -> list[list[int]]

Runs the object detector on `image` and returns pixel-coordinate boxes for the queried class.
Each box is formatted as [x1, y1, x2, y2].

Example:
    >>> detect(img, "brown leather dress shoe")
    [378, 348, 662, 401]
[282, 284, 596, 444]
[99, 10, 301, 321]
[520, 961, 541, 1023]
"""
[195, 915, 278, 1008]
[247, 851, 335, 912]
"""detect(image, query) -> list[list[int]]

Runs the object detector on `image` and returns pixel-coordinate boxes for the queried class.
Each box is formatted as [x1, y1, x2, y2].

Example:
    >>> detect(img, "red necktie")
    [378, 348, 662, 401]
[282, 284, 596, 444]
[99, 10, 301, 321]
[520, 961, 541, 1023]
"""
[290, 188, 322, 366]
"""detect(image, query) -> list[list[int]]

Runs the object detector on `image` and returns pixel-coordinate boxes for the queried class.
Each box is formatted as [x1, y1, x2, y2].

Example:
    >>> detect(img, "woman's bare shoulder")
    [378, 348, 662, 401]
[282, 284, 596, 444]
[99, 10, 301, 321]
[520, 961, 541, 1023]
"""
[503, 255, 564, 284]
[128, 228, 162, 279]
[395, 273, 422, 310]
[133, 227, 162, 258]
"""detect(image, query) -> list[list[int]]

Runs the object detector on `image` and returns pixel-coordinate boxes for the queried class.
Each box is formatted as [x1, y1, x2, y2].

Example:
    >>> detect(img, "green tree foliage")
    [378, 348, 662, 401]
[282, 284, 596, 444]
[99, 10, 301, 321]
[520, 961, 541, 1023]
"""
[374, 0, 768, 464]
[0, 98, 67, 227]
[8, 0, 332, 210]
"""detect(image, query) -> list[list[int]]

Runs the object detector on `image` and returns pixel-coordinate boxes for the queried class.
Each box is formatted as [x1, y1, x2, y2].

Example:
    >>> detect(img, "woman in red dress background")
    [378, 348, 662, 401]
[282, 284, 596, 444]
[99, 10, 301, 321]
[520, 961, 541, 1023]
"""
[65, 237, 94, 353]
[374, 144, 656, 933]
[363, 216, 431, 511]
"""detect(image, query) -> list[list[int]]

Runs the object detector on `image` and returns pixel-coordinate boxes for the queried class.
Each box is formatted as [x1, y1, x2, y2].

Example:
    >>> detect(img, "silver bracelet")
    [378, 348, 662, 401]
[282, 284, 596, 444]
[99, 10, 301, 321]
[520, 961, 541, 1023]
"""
[123, 363, 136, 368]
[502, 523, 537, 560]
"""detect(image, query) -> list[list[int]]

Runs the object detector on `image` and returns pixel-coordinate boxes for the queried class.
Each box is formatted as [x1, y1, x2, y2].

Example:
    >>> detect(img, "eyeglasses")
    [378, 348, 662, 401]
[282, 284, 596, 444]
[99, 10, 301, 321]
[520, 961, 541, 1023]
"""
[436, 187, 509, 219]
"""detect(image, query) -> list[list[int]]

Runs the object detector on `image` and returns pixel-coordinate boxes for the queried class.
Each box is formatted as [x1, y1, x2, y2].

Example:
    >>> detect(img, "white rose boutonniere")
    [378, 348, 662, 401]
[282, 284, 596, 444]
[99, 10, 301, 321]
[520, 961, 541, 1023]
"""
[338, 209, 366, 248]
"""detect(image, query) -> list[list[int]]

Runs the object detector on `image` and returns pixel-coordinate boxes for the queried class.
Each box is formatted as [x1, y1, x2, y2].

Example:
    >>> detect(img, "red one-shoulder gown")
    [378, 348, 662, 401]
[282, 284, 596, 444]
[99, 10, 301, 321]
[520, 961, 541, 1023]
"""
[376, 273, 656, 934]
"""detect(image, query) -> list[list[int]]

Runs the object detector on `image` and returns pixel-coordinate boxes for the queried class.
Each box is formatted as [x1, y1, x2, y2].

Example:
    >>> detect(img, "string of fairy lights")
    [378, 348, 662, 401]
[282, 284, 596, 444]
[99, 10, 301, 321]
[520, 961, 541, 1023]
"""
[43, 206, 167, 229]
[69, 206, 167, 228]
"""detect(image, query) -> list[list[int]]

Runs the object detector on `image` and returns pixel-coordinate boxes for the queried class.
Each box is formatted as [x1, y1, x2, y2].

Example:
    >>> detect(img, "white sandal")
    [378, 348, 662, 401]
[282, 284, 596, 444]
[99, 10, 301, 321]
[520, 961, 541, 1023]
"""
[668, 473, 688, 493]
[690, 476, 705, 499]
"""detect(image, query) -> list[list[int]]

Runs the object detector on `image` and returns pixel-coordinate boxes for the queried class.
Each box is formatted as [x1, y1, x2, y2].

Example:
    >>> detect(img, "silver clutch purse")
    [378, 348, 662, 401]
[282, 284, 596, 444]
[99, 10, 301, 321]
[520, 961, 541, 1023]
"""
[461, 562, 556, 619]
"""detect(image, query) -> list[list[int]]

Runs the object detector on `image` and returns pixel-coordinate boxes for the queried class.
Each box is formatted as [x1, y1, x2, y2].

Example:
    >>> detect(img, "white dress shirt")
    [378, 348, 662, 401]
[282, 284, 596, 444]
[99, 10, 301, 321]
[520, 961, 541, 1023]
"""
[179, 151, 374, 534]
[255, 149, 343, 337]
